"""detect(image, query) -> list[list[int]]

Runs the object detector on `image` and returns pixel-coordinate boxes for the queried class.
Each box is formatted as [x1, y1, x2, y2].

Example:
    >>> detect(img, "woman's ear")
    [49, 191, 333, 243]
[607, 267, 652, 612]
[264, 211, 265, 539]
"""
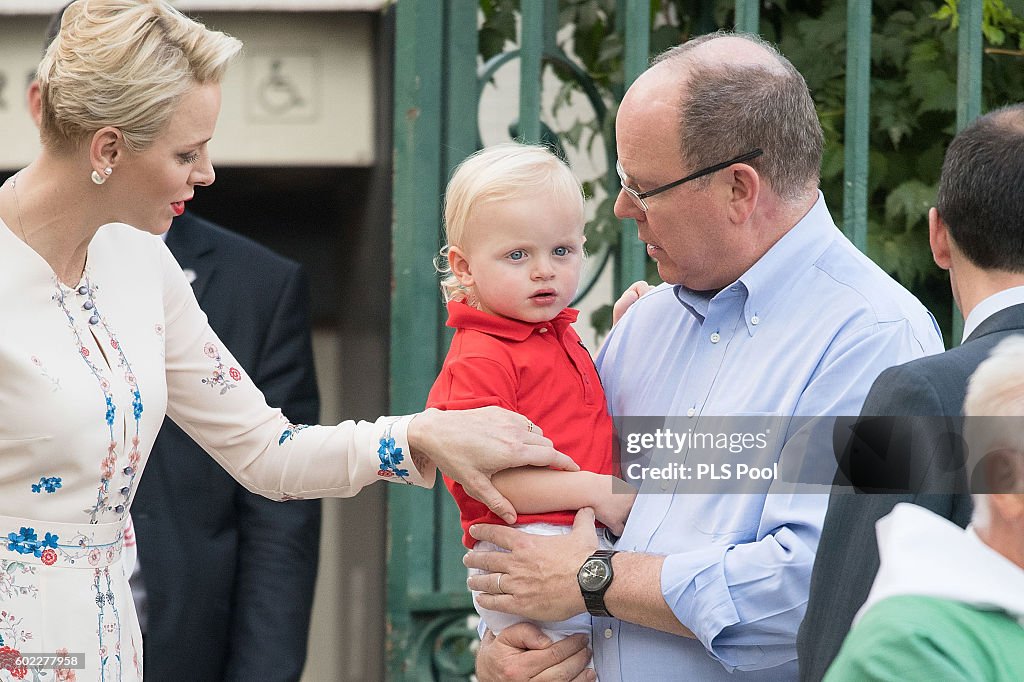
[90, 126, 124, 175]
[448, 246, 474, 288]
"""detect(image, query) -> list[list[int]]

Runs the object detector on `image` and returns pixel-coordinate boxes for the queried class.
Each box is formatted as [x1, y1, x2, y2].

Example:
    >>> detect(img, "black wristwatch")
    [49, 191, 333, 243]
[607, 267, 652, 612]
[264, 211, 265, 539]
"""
[577, 549, 618, 617]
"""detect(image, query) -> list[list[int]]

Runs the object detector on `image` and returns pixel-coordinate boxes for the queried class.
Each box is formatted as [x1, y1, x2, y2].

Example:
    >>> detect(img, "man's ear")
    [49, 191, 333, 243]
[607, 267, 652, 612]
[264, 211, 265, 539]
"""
[448, 246, 474, 288]
[725, 163, 760, 225]
[929, 207, 953, 270]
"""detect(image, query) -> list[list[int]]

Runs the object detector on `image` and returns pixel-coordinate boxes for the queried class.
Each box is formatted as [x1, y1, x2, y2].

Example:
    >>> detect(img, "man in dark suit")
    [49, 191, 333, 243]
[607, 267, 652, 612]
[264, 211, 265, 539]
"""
[130, 210, 322, 681]
[798, 105, 1024, 680]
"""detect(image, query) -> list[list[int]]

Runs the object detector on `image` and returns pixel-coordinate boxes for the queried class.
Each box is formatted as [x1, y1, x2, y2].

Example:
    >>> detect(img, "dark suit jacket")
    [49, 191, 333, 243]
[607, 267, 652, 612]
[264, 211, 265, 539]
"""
[798, 303, 1024, 681]
[131, 212, 322, 682]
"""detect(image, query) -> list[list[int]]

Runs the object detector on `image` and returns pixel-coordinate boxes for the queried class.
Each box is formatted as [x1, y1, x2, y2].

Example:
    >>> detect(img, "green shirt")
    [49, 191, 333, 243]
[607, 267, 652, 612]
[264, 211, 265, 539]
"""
[824, 595, 1024, 681]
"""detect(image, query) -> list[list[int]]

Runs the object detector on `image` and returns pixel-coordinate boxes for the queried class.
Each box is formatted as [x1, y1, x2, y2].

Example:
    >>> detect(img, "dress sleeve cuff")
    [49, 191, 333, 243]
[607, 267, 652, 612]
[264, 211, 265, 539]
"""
[662, 546, 740, 667]
[376, 414, 436, 489]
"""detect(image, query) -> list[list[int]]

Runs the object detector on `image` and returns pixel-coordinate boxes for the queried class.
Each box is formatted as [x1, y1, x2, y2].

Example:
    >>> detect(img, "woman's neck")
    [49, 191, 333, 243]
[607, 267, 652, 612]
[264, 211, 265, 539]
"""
[4, 156, 106, 286]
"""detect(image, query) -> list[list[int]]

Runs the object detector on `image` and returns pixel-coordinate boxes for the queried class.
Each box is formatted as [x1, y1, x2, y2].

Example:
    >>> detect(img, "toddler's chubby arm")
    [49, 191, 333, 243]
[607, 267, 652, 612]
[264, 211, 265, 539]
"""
[491, 467, 637, 535]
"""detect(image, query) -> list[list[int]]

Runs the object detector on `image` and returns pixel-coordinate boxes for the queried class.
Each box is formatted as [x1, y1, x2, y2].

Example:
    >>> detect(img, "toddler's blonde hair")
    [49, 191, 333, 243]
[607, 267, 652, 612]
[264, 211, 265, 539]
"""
[439, 142, 585, 306]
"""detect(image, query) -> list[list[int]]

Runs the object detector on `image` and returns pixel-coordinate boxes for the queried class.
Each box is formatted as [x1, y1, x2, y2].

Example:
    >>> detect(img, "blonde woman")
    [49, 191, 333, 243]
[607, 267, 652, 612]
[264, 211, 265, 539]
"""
[0, 2, 570, 679]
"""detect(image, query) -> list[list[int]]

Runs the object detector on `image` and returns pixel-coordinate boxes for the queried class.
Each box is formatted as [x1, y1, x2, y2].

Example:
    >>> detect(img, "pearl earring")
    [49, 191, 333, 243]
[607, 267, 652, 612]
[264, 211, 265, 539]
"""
[91, 167, 112, 185]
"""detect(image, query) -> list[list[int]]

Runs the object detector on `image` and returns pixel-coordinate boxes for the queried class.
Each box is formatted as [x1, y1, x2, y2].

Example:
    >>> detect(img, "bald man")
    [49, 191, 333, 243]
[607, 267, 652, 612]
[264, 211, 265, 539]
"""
[470, 31, 942, 681]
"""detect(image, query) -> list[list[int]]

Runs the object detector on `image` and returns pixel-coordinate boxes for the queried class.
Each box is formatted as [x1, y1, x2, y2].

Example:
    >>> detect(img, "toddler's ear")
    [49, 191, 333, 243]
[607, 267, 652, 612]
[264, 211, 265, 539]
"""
[448, 246, 474, 287]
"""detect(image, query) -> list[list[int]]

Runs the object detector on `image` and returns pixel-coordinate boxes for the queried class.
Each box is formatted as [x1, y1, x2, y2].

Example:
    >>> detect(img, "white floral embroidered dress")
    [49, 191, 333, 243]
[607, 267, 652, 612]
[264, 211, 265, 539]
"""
[0, 219, 427, 681]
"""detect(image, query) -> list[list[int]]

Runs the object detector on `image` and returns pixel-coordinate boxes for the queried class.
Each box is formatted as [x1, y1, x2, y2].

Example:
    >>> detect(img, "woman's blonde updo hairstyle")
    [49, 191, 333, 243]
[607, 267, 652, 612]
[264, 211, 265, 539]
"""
[439, 142, 585, 306]
[38, 0, 242, 153]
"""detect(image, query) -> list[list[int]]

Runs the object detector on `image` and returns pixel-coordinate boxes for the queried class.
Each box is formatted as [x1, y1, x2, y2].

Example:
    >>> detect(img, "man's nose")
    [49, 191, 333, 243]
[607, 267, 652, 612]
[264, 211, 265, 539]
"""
[614, 188, 644, 221]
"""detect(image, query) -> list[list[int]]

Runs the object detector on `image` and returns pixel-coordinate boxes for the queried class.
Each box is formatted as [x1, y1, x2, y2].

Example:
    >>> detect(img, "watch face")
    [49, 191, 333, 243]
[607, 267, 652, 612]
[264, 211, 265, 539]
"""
[579, 558, 611, 591]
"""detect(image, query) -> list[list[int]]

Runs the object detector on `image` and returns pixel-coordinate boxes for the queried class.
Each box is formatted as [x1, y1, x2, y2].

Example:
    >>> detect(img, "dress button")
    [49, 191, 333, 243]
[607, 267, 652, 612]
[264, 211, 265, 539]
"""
[114, 505, 124, 513]
[120, 487, 130, 496]
[604, 628, 613, 639]
[89, 315, 100, 325]
[710, 332, 720, 343]
[123, 466, 134, 475]
[687, 407, 695, 417]
[83, 300, 94, 310]
[751, 315, 760, 325]
[77, 285, 89, 296]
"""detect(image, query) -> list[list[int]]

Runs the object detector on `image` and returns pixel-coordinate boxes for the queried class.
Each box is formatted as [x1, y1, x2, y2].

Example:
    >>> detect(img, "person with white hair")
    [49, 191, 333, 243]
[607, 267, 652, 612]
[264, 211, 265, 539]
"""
[825, 335, 1024, 681]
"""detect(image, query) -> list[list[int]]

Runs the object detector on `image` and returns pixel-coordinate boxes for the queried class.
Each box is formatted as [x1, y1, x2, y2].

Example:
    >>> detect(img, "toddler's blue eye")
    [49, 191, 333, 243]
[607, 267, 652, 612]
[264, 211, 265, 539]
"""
[508, 250, 525, 261]
[554, 246, 569, 257]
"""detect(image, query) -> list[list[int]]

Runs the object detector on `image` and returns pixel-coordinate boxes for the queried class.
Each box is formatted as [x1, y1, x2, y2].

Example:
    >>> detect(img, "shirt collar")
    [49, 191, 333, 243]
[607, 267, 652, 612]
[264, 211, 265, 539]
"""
[855, 503, 1024, 627]
[445, 300, 579, 341]
[962, 285, 1024, 343]
[673, 192, 837, 335]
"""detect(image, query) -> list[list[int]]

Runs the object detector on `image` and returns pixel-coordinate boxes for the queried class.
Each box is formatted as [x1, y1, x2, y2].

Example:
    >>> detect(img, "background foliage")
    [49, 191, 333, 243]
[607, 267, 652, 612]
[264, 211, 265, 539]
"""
[479, 0, 1024, 340]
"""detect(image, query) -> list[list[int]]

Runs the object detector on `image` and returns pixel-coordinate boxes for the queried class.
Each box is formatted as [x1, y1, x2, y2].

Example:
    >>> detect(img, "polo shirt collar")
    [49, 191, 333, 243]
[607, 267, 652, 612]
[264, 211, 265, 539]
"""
[446, 300, 579, 341]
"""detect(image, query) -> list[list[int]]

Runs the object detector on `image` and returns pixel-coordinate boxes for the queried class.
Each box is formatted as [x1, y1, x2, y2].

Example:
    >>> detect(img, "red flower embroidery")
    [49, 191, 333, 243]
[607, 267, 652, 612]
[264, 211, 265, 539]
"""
[110, 339, 119, 350]
[88, 548, 101, 566]
[80, 347, 90, 358]
[229, 367, 241, 382]
[377, 470, 394, 478]
[40, 549, 57, 566]
[55, 647, 77, 681]
[0, 646, 27, 678]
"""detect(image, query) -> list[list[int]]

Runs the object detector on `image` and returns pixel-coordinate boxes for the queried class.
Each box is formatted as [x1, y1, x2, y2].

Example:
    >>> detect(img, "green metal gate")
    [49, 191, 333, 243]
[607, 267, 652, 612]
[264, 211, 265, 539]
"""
[385, 1, 985, 678]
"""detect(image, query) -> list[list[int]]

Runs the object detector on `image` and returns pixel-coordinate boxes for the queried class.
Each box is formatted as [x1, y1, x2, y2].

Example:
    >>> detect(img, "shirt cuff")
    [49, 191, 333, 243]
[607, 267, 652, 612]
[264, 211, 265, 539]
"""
[662, 545, 741, 669]
[377, 413, 436, 489]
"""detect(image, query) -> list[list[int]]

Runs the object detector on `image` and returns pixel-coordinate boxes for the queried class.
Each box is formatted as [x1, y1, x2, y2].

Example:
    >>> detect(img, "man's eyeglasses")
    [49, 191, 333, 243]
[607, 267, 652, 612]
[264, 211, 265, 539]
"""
[615, 149, 764, 212]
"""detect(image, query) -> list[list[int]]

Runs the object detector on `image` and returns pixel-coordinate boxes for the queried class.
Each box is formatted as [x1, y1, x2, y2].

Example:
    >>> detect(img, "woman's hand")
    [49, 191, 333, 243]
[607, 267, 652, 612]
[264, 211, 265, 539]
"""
[407, 407, 579, 524]
[612, 280, 654, 326]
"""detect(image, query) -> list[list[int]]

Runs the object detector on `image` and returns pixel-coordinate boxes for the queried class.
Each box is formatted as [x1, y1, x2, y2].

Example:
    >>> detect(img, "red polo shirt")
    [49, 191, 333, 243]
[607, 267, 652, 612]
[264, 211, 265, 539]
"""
[427, 301, 615, 548]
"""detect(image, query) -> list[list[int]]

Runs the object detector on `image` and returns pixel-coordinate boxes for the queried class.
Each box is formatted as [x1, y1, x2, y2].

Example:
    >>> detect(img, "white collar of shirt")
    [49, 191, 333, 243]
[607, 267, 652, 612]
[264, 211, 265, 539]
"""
[855, 503, 1024, 628]
[962, 285, 1024, 343]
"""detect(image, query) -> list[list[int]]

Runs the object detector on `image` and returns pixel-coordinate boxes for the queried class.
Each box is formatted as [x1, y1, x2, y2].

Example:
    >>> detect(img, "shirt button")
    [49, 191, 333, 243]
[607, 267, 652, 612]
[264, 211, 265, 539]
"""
[751, 315, 760, 325]
[604, 628, 613, 639]
[539, 327, 548, 334]
[660, 481, 669, 491]
[687, 407, 695, 417]
[710, 332, 720, 343]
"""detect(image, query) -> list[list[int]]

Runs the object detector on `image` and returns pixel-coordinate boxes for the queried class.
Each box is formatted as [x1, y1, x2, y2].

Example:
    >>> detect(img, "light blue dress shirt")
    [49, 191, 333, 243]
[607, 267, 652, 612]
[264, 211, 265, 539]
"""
[593, 194, 944, 680]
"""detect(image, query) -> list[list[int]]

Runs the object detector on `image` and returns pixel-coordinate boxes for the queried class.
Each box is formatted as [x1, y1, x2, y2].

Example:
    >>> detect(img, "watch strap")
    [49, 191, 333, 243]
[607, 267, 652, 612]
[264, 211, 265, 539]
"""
[580, 549, 618, 618]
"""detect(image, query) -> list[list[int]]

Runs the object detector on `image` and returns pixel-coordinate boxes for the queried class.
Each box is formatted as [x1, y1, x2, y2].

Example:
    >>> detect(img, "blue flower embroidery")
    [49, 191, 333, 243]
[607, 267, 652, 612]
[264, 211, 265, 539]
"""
[278, 423, 310, 445]
[30, 476, 63, 494]
[6, 527, 59, 557]
[378, 436, 410, 481]
[132, 389, 144, 420]
[104, 395, 116, 426]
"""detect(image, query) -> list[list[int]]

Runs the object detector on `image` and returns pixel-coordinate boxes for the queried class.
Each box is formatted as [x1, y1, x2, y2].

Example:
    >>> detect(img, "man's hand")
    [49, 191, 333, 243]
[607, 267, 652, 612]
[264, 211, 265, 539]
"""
[612, 280, 654, 326]
[476, 623, 595, 682]
[466, 509, 599, 622]
[407, 407, 579, 524]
